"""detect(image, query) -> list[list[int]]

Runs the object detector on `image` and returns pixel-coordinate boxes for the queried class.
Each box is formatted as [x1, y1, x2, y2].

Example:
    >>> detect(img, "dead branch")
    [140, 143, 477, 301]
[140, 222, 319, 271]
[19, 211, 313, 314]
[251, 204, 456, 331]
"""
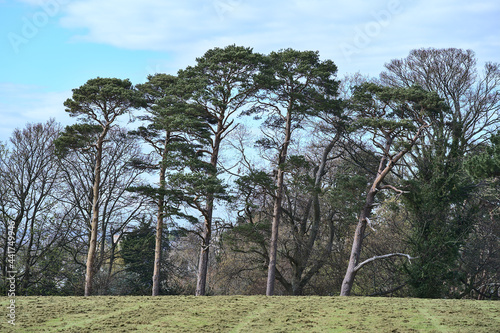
[379, 184, 410, 195]
[354, 253, 417, 272]
[365, 217, 377, 232]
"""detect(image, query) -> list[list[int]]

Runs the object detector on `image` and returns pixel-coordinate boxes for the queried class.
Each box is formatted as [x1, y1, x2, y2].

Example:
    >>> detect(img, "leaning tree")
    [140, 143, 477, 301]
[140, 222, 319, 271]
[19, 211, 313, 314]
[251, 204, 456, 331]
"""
[340, 83, 447, 296]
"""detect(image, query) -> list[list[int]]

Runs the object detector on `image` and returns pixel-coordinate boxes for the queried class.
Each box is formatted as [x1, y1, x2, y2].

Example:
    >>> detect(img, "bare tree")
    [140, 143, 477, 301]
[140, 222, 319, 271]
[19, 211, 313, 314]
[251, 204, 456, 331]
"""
[0, 120, 67, 294]
[380, 48, 500, 152]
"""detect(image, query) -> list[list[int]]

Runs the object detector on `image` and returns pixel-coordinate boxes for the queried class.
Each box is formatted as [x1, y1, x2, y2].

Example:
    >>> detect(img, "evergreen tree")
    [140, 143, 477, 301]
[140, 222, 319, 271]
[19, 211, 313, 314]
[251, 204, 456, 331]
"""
[131, 73, 213, 296]
[249, 49, 341, 295]
[340, 83, 447, 296]
[178, 45, 262, 295]
[120, 220, 156, 295]
[381, 49, 500, 297]
[56, 77, 143, 296]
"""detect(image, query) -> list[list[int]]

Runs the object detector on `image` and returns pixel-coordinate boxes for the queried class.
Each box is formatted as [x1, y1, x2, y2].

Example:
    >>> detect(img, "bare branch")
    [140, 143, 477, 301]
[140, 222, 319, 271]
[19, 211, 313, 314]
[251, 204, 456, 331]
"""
[379, 184, 410, 195]
[354, 253, 417, 272]
[365, 217, 377, 232]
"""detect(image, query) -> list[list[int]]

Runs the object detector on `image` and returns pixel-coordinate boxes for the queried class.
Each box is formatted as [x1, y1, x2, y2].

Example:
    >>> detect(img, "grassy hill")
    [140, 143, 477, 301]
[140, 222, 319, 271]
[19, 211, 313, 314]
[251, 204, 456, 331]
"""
[1, 296, 499, 332]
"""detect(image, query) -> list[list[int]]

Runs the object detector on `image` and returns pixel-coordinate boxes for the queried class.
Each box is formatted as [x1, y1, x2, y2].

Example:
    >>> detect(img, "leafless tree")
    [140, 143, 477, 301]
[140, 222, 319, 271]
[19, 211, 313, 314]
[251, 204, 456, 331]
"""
[380, 48, 500, 153]
[0, 120, 68, 294]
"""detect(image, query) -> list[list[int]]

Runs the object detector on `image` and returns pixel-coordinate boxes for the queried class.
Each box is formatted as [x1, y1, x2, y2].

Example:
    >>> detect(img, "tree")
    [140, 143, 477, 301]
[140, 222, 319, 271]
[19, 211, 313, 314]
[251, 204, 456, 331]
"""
[133, 73, 213, 296]
[340, 83, 447, 296]
[466, 131, 500, 179]
[380, 48, 500, 297]
[460, 132, 500, 299]
[0, 120, 66, 295]
[120, 219, 156, 295]
[380, 48, 500, 152]
[58, 77, 143, 296]
[178, 45, 262, 295]
[249, 49, 340, 295]
[56, 127, 148, 295]
[402, 156, 475, 298]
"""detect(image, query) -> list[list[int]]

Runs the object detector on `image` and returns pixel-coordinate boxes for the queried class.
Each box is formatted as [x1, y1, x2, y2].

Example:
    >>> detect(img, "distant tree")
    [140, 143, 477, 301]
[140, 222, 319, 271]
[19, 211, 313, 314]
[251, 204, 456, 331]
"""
[120, 219, 157, 295]
[57, 77, 143, 296]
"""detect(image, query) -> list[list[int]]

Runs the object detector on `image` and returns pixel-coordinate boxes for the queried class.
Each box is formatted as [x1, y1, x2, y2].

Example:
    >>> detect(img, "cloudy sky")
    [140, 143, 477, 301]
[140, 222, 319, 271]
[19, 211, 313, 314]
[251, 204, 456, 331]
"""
[1, 0, 499, 142]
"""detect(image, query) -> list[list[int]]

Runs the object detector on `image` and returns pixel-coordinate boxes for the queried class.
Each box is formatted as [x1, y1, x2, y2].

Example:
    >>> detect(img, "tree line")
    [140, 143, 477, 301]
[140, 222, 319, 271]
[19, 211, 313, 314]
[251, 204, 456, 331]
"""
[1, 46, 499, 299]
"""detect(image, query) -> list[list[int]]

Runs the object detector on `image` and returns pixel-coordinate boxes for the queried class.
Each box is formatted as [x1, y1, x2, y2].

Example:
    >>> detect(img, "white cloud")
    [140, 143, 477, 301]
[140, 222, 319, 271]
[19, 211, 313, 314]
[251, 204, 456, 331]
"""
[54, 0, 499, 77]
[0, 83, 72, 142]
[4, 0, 498, 143]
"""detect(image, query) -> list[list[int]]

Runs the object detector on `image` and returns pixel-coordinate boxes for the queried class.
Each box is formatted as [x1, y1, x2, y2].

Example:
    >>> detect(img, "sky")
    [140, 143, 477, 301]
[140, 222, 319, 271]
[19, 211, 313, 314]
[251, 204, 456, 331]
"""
[1, 0, 499, 142]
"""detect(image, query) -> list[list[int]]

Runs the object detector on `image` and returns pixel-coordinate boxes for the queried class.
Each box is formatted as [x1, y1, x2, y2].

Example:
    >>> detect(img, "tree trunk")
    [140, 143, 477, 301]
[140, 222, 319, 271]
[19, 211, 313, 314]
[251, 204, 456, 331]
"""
[106, 236, 116, 294]
[152, 139, 168, 296]
[84, 133, 106, 296]
[195, 129, 221, 296]
[266, 172, 285, 296]
[340, 189, 376, 296]
[21, 219, 35, 293]
[195, 201, 213, 296]
[292, 270, 304, 296]
[266, 110, 292, 296]
[152, 195, 164, 296]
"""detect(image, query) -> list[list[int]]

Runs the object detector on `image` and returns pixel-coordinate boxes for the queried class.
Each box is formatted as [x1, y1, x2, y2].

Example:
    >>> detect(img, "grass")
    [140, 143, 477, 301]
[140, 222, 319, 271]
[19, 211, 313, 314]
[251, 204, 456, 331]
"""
[1, 296, 499, 332]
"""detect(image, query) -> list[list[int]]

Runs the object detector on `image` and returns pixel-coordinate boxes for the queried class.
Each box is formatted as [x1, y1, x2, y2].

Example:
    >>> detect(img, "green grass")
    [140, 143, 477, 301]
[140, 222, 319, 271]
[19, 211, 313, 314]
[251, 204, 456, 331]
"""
[1, 296, 499, 332]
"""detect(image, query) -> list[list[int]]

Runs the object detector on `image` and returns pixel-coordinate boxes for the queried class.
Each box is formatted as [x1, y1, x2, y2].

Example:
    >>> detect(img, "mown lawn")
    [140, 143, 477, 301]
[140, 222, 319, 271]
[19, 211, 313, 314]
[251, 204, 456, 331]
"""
[1, 296, 499, 332]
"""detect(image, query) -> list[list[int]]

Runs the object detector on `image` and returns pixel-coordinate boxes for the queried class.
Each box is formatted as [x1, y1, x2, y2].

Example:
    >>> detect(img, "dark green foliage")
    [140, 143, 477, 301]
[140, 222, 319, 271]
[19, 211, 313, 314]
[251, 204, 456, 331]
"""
[348, 83, 447, 132]
[54, 123, 101, 156]
[403, 137, 476, 298]
[169, 171, 230, 208]
[120, 220, 157, 295]
[327, 172, 367, 218]
[63, 77, 145, 121]
[134, 73, 214, 149]
[250, 48, 341, 122]
[180, 44, 263, 115]
[466, 132, 500, 179]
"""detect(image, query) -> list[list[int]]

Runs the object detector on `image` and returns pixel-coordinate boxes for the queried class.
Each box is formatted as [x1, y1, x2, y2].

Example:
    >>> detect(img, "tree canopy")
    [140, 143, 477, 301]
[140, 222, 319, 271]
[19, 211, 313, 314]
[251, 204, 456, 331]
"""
[1, 46, 499, 300]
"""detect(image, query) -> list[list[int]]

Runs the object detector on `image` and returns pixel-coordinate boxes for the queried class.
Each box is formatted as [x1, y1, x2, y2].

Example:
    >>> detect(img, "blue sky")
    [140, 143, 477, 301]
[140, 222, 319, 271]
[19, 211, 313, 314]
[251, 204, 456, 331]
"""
[1, 0, 499, 142]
